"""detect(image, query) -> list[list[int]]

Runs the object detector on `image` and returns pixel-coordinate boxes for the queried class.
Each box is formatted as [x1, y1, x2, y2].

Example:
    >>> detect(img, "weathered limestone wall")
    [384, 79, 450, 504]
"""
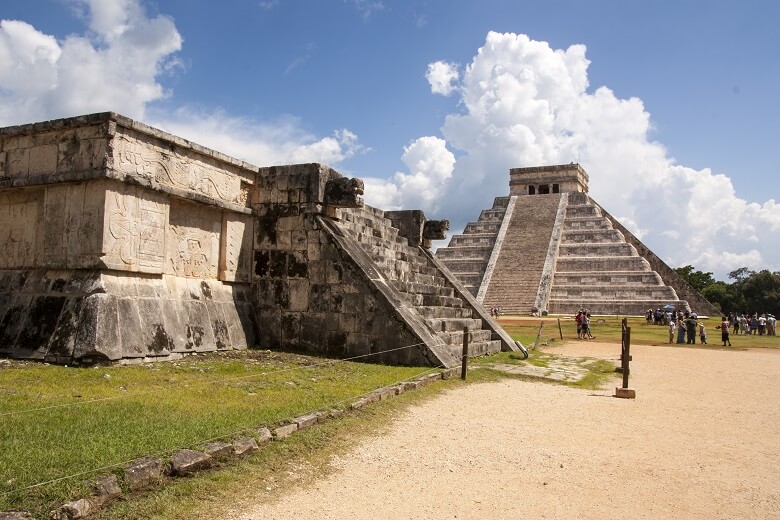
[250, 164, 444, 366]
[0, 113, 257, 363]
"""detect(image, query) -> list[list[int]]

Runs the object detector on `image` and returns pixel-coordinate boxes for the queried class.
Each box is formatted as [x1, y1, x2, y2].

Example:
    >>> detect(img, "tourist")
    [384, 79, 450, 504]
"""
[668, 318, 676, 344]
[758, 314, 767, 335]
[677, 315, 687, 344]
[584, 312, 594, 339]
[686, 313, 698, 344]
[768, 314, 777, 336]
[699, 322, 707, 344]
[740, 314, 749, 335]
[717, 317, 732, 346]
[575, 310, 584, 339]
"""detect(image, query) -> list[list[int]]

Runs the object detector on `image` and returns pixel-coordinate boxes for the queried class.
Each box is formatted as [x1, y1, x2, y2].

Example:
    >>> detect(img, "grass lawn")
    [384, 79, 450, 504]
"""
[0, 350, 430, 517]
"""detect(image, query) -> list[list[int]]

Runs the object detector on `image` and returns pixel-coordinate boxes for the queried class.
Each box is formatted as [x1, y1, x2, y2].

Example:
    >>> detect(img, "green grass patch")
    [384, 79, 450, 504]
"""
[90, 374, 496, 520]
[0, 350, 431, 516]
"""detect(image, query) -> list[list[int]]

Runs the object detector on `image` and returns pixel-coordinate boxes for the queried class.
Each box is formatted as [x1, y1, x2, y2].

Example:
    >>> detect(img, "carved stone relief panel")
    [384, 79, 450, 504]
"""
[219, 213, 252, 282]
[0, 189, 44, 269]
[113, 131, 247, 206]
[102, 183, 168, 273]
[42, 183, 105, 269]
[166, 199, 221, 279]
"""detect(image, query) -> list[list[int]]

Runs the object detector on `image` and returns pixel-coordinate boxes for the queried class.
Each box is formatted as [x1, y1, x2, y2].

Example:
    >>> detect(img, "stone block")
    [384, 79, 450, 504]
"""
[273, 423, 298, 439]
[203, 441, 234, 461]
[124, 456, 164, 490]
[171, 449, 211, 476]
[51, 498, 94, 519]
[92, 474, 121, 499]
[28, 144, 58, 176]
[0, 513, 34, 520]
[256, 427, 273, 445]
[293, 412, 320, 430]
[615, 387, 636, 399]
[233, 436, 259, 456]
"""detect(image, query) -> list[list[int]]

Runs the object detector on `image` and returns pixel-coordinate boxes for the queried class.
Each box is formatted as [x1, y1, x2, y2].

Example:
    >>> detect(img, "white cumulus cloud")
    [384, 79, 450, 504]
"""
[0, 0, 364, 170]
[426, 61, 459, 96]
[386, 31, 779, 279]
[0, 0, 181, 125]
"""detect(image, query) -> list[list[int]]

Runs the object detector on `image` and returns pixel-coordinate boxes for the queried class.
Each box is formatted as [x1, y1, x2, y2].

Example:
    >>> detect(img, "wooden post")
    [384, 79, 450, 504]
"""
[461, 327, 469, 380]
[557, 318, 563, 340]
[532, 321, 544, 350]
[616, 318, 636, 398]
[622, 327, 631, 388]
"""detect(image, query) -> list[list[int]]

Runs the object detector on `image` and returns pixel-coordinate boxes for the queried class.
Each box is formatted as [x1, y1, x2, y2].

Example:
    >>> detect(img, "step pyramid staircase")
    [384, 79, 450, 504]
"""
[433, 197, 511, 295]
[330, 204, 515, 362]
[436, 194, 567, 314]
[547, 193, 690, 315]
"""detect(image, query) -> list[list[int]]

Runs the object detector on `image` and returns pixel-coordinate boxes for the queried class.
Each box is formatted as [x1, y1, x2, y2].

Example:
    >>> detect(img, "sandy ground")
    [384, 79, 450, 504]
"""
[226, 343, 779, 519]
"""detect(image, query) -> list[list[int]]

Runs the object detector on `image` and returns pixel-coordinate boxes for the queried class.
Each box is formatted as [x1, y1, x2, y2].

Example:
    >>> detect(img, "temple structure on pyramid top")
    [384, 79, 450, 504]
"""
[435, 163, 720, 316]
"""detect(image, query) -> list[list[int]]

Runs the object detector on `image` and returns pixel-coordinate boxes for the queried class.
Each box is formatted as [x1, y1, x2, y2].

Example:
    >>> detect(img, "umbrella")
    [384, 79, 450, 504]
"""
[662, 304, 676, 309]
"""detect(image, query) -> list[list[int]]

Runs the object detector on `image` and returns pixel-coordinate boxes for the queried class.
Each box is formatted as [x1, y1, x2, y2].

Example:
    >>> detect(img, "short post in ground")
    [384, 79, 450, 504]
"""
[461, 327, 470, 380]
[557, 318, 563, 340]
[615, 317, 636, 398]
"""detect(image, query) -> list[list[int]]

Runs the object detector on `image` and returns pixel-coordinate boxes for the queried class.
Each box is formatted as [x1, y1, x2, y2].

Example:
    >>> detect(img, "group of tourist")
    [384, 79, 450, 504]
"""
[575, 309, 594, 340]
[489, 307, 502, 318]
[645, 308, 675, 325]
[727, 312, 776, 336]
[668, 311, 707, 345]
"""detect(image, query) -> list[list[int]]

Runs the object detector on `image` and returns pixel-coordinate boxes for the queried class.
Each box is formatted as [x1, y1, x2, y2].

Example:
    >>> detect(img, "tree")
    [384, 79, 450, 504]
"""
[738, 270, 780, 316]
[674, 265, 717, 292]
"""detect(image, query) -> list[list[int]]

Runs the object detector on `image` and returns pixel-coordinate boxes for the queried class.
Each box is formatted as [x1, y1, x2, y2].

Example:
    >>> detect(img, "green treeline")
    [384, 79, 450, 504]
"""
[675, 266, 780, 316]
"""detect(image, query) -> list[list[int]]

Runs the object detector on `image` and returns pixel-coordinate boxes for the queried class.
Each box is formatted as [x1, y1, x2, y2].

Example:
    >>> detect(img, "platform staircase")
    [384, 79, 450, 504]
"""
[333, 205, 511, 361]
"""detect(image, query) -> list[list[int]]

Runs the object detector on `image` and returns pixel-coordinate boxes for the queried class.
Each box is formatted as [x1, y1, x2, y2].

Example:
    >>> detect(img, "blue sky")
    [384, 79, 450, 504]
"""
[1, 0, 778, 279]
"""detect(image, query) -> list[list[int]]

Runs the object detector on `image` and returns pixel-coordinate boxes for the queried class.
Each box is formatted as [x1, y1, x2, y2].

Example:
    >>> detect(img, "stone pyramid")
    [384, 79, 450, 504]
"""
[436, 164, 720, 316]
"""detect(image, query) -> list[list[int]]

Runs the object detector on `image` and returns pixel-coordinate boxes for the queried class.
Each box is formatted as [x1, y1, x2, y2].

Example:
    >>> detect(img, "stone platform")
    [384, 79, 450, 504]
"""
[0, 113, 515, 367]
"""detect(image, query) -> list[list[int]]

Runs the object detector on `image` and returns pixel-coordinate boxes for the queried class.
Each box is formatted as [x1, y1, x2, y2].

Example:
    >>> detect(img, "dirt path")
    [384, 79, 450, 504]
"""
[226, 343, 779, 519]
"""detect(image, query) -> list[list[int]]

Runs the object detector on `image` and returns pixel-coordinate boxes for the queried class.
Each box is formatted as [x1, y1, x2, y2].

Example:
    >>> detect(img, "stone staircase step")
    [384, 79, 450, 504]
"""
[425, 317, 483, 333]
[559, 243, 636, 256]
[552, 272, 664, 285]
[391, 281, 455, 297]
[416, 306, 475, 319]
[555, 256, 650, 272]
[441, 328, 494, 346]
[548, 299, 691, 316]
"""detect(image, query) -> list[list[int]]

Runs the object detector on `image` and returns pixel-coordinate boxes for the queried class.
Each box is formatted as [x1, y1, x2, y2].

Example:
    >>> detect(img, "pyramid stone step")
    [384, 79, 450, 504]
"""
[447, 233, 497, 247]
[562, 229, 624, 243]
[550, 285, 678, 300]
[559, 242, 637, 257]
[548, 299, 691, 316]
[435, 245, 494, 259]
[464, 221, 502, 234]
[556, 256, 650, 272]
[566, 204, 601, 217]
[564, 217, 613, 230]
[553, 272, 664, 286]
